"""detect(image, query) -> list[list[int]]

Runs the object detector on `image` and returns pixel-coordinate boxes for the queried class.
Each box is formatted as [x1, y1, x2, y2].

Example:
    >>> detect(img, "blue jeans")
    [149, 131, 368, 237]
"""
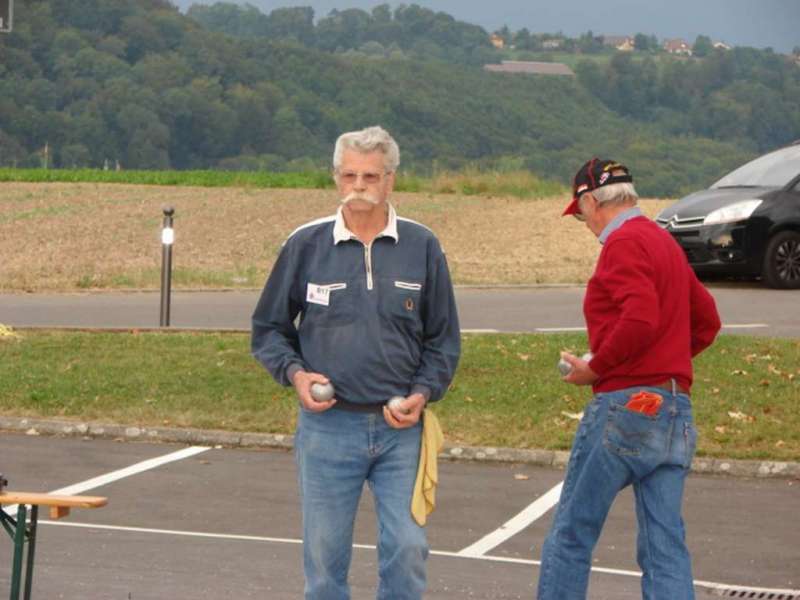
[295, 408, 426, 600]
[537, 386, 698, 600]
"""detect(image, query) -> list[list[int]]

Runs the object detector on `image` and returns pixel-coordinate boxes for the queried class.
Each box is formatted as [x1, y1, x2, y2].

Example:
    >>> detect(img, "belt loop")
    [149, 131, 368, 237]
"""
[669, 378, 679, 415]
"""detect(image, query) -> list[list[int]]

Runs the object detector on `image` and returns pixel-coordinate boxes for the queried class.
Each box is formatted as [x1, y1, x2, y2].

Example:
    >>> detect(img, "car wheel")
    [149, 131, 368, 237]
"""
[762, 231, 800, 289]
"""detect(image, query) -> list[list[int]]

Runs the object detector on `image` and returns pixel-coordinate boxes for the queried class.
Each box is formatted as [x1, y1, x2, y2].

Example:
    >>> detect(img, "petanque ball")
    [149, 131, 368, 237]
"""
[387, 396, 411, 414]
[310, 382, 335, 402]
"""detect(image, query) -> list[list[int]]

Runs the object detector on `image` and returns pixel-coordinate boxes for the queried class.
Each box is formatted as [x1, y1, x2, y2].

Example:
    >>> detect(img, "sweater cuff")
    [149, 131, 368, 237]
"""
[411, 384, 432, 403]
[285, 363, 305, 385]
[588, 355, 611, 376]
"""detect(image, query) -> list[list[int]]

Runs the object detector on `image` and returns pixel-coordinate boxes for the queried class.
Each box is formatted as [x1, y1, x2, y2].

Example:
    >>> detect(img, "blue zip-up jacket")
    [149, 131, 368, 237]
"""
[251, 205, 461, 405]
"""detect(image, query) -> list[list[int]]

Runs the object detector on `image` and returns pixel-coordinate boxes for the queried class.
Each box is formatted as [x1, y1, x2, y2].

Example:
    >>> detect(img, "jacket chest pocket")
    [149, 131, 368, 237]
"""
[381, 279, 423, 328]
[302, 281, 355, 327]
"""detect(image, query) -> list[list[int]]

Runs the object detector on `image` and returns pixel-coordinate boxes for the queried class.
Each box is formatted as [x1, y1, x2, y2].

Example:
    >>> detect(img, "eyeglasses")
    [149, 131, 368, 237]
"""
[336, 171, 389, 185]
[571, 191, 590, 222]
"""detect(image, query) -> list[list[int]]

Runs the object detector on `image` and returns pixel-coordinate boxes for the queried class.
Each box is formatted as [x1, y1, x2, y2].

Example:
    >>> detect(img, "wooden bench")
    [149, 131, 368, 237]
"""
[1, 492, 107, 600]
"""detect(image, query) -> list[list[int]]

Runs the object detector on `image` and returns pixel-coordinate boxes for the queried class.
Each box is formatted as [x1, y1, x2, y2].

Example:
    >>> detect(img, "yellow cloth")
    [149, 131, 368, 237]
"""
[411, 409, 444, 526]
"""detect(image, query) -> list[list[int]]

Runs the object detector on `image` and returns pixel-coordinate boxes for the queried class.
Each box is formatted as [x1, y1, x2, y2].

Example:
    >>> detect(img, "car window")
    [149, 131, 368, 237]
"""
[712, 145, 800, 188]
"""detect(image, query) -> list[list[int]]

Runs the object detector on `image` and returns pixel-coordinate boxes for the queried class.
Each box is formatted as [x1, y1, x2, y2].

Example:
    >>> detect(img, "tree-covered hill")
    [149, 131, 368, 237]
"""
[0, 0, 765, 196]
[188, 3, 800, 158]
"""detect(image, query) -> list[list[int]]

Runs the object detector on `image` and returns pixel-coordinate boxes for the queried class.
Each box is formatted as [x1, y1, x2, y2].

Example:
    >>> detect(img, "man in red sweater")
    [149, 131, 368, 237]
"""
[536, 159, 721, 600]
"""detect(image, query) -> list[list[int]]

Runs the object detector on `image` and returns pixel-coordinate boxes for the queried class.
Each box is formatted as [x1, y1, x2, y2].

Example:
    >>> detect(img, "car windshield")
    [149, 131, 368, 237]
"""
[712, 145, 800, 188]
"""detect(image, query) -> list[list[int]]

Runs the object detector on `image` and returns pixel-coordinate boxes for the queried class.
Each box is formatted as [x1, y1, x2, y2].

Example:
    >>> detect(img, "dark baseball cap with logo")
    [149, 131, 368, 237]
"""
[562, 158, 634, 217]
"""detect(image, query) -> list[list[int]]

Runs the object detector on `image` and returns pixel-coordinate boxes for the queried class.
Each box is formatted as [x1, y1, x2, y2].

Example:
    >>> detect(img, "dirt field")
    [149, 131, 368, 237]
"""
[0, 183, 673, 291]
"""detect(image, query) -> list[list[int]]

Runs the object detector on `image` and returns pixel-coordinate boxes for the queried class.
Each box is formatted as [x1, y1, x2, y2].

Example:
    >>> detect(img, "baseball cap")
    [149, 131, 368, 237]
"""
[562, 158, 634, 217]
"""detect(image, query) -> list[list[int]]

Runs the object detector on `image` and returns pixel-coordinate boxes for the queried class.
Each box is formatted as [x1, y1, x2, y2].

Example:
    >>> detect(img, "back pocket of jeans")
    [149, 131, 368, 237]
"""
[603, 403, 657, 456]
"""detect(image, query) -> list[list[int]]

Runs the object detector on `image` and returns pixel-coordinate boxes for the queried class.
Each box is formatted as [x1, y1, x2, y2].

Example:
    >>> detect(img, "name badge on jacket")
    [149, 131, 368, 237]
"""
[306, 282, 346, 307]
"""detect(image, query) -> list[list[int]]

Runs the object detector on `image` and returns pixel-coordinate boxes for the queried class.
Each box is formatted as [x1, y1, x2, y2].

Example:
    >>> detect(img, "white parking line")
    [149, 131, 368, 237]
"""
[4, 446, 210, 518]
[40, 520, 800, 597]
[457, 482, 563, 557]
[461, 328, 500, 333]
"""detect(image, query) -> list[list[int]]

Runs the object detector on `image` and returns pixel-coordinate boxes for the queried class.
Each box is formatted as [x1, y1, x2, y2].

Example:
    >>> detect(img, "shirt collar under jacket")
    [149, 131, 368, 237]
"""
[333, 203, 399, 245]
[598, 206, 643, 245]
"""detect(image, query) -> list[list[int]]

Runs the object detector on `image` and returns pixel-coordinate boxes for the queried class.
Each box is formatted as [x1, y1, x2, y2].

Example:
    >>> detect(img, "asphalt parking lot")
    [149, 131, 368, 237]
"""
[1, 434, 798, 599]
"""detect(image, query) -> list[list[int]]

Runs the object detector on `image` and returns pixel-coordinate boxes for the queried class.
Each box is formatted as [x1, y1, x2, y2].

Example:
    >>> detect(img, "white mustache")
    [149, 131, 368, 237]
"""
[341, 192, 380, 205]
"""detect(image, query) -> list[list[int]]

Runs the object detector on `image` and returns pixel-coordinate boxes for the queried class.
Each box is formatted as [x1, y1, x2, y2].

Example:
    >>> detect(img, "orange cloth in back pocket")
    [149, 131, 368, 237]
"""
[625, 391, 663, 416]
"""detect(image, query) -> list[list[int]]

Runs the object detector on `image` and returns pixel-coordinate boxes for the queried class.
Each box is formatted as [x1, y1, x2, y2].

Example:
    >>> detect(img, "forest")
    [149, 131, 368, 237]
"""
[1, 0, 797, 196]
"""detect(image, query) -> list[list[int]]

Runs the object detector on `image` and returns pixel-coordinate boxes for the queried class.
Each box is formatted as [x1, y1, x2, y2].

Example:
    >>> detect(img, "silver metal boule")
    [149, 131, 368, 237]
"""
[310, 382, 335, 402]
[557, 352, 594, 377]
[387, 396, 411, 414]
[558, 358, 572, 376]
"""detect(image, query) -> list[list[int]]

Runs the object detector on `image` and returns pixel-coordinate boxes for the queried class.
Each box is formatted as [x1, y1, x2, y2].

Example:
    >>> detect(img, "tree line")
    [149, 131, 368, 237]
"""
[186, 3, 495, 65]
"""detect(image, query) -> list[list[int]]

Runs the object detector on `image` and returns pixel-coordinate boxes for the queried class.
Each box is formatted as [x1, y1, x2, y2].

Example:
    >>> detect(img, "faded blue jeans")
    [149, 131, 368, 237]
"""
[537, 385, 698, 600]
[295, 407, 426, 600]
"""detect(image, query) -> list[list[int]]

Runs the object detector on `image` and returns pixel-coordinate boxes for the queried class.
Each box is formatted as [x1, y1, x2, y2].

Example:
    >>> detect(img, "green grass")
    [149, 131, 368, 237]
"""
[0, 168, 333, 189]
[0, 168, 567, 199]
[407, 169, 566, 198]
[1, 330, 798, 461]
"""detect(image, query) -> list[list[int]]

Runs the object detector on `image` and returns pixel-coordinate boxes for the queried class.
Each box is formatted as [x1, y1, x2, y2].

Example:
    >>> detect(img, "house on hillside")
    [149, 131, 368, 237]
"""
[490, 33, 505, 49]
[664, 38, 692, 55]
[713, 41, 732, 50]
[603, 35, 635, 51]
[542, 39, 563, 50]
[484, 60, 575, 76]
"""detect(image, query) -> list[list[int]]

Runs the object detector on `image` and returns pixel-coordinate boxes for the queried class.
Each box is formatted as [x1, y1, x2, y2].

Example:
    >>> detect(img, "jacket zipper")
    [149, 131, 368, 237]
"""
[364, 242, 374, 290]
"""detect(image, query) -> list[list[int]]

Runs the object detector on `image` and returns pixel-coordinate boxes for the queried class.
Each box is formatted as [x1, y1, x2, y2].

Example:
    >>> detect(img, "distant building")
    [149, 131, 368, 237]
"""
[664, 38, 692, 55]
[484, 60, 575, 76]
[713, 41, 732, 51]
[603, 35, 635, 51]
[490, 33, 505, 49]
[542, 39, 564, 50]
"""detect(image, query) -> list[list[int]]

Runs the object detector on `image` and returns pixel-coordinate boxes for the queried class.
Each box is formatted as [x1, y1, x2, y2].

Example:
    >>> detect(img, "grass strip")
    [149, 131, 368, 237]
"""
[0, 168, 567, 199]
[0, 168, 333, 189]
[1, 330, 797, 461]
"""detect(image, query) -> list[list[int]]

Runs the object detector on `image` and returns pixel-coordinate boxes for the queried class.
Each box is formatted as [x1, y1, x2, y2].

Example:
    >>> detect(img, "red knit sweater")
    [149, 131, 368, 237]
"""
[585, 216, 721, 393]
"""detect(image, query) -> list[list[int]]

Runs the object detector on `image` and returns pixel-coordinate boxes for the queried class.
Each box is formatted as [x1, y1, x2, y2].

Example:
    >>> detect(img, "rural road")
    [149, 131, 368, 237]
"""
[0, 284, 797, 337]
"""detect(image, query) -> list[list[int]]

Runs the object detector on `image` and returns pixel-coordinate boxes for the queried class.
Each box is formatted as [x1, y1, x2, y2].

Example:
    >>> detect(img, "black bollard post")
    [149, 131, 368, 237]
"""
[159, 206, 175, 327]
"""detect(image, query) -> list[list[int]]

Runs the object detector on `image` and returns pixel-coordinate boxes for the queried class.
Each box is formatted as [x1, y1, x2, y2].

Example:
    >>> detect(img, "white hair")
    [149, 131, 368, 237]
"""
[590, 181, 639, 207]
[333, 126, 400, 173]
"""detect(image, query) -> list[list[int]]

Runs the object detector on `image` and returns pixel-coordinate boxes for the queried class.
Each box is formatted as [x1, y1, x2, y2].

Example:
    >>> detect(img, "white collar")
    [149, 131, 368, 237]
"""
[333, 204, 399, 245]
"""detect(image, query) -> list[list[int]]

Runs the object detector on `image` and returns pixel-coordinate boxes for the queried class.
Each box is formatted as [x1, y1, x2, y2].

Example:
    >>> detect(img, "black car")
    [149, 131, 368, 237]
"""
[656, 143, 800, 289]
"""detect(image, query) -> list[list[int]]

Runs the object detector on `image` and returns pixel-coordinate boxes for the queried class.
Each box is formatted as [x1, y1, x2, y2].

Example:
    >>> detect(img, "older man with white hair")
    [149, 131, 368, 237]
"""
[251, 126, 460, 600]
[536, 158, 721, 600]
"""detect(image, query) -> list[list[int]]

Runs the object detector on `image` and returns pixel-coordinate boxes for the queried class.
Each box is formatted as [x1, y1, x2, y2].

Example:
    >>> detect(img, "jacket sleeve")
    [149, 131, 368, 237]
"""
[411, 238, 461, 402]
[688, 270, 721, 357]
[251, 238, 306, 386]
